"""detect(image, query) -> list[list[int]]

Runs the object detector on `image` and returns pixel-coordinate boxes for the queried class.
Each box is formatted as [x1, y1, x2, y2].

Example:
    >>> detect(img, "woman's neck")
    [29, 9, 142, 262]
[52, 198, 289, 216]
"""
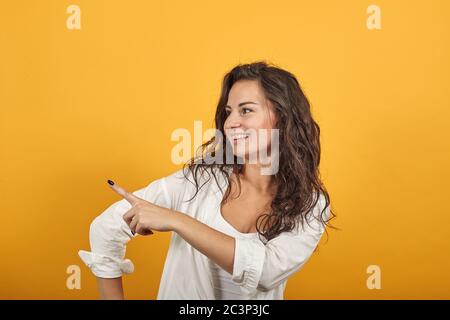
[237, 163, 277, 196]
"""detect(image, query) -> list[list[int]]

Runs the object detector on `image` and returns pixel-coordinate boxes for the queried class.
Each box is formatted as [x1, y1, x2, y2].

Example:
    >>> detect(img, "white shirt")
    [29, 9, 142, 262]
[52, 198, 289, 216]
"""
[78, 166, 330, 299]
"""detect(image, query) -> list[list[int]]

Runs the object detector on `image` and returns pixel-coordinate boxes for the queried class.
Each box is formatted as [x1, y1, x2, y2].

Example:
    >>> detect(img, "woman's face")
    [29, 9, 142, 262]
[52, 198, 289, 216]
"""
[224, 80, 278, 162]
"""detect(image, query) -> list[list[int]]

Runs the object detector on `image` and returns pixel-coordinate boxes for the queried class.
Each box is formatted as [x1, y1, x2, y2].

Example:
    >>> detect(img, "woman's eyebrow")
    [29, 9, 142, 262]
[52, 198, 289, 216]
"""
[225, 101, 258, 108]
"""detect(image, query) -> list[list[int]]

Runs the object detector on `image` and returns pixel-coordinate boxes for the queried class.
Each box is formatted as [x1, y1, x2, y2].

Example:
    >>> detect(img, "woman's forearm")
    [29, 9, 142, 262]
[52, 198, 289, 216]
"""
[95, 277, 125, 300]
[171, 211, 235, 274]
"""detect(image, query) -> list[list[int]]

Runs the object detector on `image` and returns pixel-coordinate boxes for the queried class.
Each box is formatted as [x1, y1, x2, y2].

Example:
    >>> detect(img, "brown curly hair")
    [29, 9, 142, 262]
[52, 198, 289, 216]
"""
[182, 61, 337, 243]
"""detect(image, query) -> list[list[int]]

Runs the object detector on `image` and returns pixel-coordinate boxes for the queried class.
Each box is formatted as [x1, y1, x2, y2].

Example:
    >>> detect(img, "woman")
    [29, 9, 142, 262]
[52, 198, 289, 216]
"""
[78, 61, 336, 299]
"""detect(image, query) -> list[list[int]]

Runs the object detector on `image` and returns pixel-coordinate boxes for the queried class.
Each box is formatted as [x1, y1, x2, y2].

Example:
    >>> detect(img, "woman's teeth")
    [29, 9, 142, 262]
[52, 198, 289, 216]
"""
[233, 134, 249, 140]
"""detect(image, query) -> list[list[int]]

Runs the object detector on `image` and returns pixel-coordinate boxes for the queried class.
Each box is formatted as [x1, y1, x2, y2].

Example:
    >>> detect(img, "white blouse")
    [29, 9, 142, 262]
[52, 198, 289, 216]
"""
[78, 166, 330, 299]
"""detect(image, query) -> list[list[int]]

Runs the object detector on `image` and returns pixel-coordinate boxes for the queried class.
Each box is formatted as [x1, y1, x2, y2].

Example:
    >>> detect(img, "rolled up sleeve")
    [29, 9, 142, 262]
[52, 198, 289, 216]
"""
[78, 177, 171, 278]
[231, 236, 266, 296]
[231, 193, 330, 297]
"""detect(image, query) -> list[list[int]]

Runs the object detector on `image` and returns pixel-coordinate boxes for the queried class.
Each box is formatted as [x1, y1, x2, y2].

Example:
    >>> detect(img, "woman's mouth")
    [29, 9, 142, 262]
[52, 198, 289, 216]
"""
[232, 134, 250, 143]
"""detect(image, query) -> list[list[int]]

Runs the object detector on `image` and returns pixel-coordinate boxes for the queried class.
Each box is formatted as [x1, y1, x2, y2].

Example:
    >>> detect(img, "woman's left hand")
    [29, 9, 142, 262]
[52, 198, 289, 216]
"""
[107, 180, 176, 235]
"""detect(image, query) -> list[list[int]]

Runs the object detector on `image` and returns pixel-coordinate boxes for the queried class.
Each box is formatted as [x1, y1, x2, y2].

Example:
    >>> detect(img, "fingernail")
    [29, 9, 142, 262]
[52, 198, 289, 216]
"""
[107, 180, 115, 186]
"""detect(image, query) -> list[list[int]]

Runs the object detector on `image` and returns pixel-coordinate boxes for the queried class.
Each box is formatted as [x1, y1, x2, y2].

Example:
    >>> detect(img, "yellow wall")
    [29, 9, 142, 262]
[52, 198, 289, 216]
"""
[1, 0, 449, 299]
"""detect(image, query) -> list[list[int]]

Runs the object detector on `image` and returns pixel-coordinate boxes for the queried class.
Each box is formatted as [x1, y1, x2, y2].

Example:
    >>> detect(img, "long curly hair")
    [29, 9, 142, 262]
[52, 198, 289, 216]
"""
[182, 61, 337, 243]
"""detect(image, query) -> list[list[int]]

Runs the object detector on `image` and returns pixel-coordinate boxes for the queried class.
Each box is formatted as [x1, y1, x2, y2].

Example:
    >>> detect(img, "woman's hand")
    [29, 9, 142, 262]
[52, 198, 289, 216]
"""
[107, 179, 176, 235]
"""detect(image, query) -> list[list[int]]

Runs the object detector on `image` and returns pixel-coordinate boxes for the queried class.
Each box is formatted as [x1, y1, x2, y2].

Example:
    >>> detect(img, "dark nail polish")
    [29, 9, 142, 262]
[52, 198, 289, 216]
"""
[107, 180, 114, 186]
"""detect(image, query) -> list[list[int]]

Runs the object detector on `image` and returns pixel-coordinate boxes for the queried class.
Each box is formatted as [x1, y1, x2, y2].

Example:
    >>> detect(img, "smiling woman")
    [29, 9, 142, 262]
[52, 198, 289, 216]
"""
[78, 61, 336, 300]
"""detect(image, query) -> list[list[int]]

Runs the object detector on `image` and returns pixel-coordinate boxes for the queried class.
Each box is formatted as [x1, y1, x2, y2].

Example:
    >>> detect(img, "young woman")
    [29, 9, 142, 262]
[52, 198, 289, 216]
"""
[79, 61, 336, 300]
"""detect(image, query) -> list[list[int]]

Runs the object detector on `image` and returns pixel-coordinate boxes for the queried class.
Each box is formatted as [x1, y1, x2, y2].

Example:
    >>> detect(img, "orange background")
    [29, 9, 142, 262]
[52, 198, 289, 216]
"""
[1, 0, 449, 299]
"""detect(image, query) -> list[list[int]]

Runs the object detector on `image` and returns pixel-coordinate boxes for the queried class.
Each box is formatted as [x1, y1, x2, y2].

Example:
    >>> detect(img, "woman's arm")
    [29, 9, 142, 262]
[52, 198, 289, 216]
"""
[79, 177, 173, 298]
[96, 277, 125, 300]
[170, 193, 330, 296]
[171, 211, 236, 274]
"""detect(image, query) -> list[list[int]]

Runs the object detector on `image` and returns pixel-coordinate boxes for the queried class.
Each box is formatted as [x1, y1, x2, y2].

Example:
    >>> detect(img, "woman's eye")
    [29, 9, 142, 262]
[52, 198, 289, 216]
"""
[225, 108, 252, 116]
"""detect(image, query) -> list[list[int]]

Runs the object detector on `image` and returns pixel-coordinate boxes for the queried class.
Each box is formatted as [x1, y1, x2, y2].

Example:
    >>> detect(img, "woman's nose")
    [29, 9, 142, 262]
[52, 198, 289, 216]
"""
[224, 112, 242, 129]
[225, 120, 241, 131]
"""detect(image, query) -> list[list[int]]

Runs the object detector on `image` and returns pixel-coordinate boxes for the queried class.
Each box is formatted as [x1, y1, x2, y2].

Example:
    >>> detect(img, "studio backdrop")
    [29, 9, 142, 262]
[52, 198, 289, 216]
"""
[0, 0, 449, 299]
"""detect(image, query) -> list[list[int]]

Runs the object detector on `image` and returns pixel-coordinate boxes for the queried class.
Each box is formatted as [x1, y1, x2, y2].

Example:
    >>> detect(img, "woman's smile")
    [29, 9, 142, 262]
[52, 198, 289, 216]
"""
[233, 135, 249, 143]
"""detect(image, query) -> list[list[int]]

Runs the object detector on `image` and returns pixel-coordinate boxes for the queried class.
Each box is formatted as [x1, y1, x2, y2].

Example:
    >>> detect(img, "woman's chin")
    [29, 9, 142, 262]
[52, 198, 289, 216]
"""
[232, 150, 260, 162]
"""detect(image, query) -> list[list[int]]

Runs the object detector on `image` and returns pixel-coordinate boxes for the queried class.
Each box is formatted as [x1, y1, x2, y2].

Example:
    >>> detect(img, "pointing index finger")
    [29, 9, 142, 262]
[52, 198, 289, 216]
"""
[107, 180, 140, 205]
